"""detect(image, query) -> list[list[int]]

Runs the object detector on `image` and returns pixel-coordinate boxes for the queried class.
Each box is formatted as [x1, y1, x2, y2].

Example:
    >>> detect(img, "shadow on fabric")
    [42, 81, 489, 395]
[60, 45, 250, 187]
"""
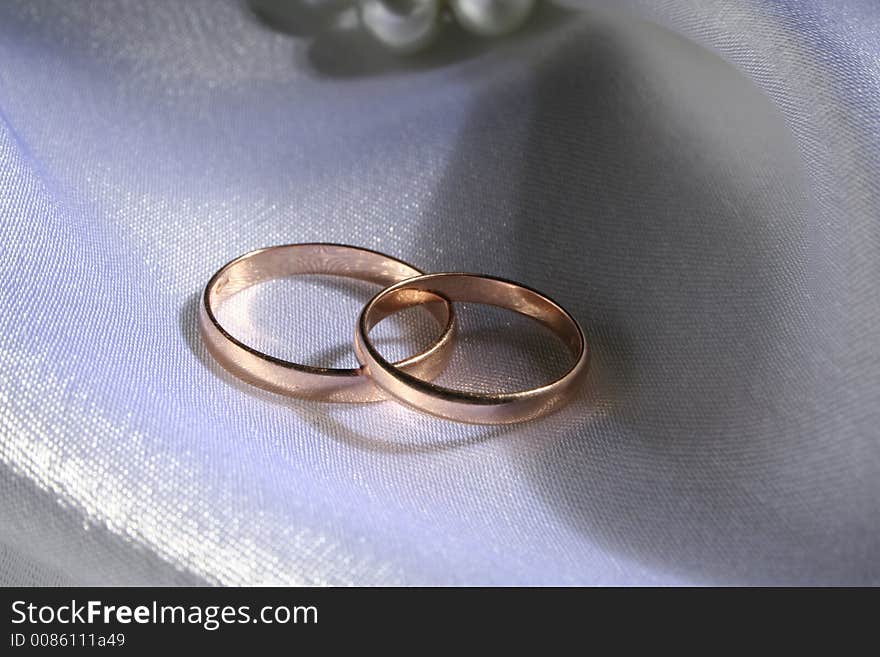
[418, 9, 876, 584]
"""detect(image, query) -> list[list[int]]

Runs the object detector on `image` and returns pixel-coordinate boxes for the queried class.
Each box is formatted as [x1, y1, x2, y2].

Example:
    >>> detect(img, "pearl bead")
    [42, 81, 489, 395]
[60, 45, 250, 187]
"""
[359, 0, 440, 54]
[450, 0, 535, 37]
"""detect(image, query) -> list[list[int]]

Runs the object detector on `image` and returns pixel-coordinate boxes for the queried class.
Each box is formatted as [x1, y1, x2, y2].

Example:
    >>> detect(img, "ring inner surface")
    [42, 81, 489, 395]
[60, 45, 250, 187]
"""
[209, 244, 427, 308]
[365, 278, 582, 360]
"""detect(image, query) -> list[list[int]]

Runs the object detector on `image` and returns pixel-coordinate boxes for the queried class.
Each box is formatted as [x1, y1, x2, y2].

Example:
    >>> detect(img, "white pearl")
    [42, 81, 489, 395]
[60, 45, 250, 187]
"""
[450, 0, 535, 37]
[359, 0, 440, 54]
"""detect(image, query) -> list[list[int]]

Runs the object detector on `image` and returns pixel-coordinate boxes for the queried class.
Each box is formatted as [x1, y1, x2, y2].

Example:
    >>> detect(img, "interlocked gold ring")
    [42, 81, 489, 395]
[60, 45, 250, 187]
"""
[354, 273, 589, 424]
[199, 243, 455, 403]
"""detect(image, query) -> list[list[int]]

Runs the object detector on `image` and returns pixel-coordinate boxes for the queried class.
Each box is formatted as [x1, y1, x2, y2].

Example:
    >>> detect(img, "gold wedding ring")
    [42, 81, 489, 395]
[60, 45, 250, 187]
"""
[200, 245, 588, 421]
[354, 273, 589, 424]
[199, 243, 455, 403]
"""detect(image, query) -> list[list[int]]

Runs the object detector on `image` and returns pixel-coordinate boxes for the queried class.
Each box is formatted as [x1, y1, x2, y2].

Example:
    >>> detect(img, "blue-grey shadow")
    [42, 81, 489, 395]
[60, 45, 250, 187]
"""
[416, 9, 875, 584]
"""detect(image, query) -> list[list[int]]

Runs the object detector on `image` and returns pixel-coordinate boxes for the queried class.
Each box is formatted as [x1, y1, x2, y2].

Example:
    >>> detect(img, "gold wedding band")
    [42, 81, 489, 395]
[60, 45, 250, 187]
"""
[199, 243, 455, 403]
[354, 273, 589, 424]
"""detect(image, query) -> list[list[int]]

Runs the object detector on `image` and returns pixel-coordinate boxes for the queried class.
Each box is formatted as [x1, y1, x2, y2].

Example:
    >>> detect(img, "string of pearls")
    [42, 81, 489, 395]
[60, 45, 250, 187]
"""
[358, 0, 537, 54]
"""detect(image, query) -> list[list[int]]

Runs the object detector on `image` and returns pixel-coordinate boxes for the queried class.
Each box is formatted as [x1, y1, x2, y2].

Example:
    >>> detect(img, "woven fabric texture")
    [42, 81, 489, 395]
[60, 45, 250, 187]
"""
[0, 0, 878, 585]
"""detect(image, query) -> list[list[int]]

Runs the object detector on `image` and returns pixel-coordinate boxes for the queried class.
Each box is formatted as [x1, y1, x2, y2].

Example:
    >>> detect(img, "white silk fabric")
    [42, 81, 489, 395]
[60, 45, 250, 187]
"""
[0, 0, 878, 585]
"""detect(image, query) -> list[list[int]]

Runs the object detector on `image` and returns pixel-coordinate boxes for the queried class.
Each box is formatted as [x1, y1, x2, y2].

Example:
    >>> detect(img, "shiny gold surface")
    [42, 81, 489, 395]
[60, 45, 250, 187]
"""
[200, 244, 455, 402]
[355, 273, 589, 424]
